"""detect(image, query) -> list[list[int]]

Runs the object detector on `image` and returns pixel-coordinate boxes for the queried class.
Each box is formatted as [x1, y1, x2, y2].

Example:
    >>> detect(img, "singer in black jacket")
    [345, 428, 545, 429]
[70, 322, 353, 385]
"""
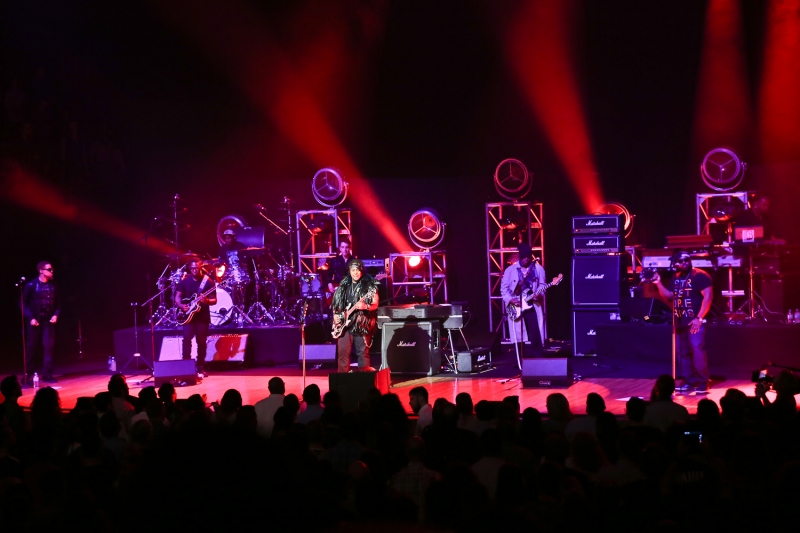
[331, 259, 379, 373]
[21, 261, 61, 383]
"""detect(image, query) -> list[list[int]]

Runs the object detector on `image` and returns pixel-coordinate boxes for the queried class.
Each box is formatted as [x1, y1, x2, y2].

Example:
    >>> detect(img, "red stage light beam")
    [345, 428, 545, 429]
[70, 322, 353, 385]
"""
[1, 163, 174, 253]
[758, 0, 800, 163]
[505, 0, 604, 213]
[161, 1, 410, 251]
[692, 0, 752, 155]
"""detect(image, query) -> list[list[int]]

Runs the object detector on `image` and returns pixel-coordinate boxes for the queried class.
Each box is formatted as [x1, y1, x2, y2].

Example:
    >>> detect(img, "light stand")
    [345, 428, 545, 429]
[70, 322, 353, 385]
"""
[17, 277, 28, 386]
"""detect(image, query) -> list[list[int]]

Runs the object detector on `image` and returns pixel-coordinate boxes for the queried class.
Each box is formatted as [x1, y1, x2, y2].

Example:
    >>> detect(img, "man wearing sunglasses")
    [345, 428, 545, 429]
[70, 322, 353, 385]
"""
[650, 250, 713, 394]
[21, 261, 60, 385]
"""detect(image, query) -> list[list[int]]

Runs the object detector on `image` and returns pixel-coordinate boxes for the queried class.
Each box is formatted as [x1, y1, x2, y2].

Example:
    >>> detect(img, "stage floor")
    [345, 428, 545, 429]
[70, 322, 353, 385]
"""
[14, 363, 763, 416]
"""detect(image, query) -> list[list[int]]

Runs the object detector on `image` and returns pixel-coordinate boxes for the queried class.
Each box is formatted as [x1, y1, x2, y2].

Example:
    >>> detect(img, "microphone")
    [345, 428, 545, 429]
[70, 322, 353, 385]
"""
[255, 204, 265, 211]
[15, 276, 26, 287]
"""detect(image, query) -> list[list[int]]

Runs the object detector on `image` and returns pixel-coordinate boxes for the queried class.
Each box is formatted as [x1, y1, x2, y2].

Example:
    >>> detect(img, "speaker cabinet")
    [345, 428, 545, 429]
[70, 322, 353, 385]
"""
[154, 359, 197, 387]
[456, 347, 491, 373]
[298, 344, 337, 364]
[521, 358, 573, 388]
[573, 308, 619, 356]
[329, 368, 391, 412]
[572, 255, 625, 306]
[381, 321, 442, 375]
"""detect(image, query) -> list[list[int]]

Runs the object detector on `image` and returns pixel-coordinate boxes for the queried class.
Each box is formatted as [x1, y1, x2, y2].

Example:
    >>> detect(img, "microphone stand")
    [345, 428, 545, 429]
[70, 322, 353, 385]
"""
[301, 300, 309, 389]
[17, 277, 28, 386]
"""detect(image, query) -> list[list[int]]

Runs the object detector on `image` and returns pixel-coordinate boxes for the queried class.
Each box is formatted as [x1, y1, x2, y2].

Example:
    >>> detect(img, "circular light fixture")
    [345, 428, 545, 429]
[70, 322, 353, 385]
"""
[217, 214, 248, 246]
[701, 148, 745, 191]
[312, 167, 348, 207]
[595, 202, 634, 238]
[494, 158, 531, 200]
[407, 256, 422, 267]
[408, 208, 446, 250]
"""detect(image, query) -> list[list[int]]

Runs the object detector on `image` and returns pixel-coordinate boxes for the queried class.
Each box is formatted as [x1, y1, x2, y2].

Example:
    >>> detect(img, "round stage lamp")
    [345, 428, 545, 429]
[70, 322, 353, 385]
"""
[407, 256, 422, 268]
[217, 214, 249, 246]
[595, 202, 634, 238]
[494, 158, 532, 200]
[408, 208, 446, 250]
[701, 148, 745, 192]
[312, 167, 348, 207]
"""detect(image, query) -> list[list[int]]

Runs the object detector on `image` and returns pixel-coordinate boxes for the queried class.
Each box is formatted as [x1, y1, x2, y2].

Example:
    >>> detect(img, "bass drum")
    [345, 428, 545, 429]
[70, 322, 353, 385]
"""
[210, 287, 234, 326]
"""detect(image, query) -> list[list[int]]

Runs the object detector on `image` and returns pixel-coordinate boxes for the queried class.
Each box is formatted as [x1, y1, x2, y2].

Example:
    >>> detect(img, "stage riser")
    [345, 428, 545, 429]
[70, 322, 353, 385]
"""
[113, 326, 302, 367]
[595, 323, 800, 371]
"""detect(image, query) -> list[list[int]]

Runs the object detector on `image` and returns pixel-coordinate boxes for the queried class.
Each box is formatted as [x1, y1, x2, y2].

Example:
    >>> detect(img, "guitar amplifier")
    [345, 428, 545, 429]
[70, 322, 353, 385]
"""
[573, 308, 620, 356]
[572, 214, 623, 234]
[381, 320, 442, 375]
[572, 235, 624, 254]
[572, 255, 626, 306]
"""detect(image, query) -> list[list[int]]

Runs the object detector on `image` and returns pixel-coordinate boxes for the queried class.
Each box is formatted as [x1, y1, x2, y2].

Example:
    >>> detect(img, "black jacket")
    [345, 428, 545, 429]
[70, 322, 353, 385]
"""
[22, 278, 60, 321]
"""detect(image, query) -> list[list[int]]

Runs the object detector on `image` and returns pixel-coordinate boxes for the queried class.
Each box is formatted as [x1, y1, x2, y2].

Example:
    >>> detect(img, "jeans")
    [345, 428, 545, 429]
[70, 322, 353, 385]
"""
[26, 321, 55, 377]
[520, 309, 543, 358]
[676, 325, 709, 385]
[182, 321, 209, 371]
[337, 331, 370, 373]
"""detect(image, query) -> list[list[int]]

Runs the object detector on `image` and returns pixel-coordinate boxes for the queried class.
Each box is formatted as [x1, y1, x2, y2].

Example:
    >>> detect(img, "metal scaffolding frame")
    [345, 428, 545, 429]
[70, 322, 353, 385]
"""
[389, 251, 448, 304]
[296, 208, 352, 274]
[486, 202, 544, 335]
[696, 191, 751, 236]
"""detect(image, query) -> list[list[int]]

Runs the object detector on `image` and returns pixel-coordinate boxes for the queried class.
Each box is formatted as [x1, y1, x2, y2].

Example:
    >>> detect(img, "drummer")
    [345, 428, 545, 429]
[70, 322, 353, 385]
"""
[220, 228, 247, 267]
[326, 238, 356, 296]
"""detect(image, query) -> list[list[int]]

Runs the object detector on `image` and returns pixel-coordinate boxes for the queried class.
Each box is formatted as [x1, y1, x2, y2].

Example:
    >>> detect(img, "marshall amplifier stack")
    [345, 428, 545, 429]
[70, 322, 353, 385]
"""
[571, 214, 627, 356]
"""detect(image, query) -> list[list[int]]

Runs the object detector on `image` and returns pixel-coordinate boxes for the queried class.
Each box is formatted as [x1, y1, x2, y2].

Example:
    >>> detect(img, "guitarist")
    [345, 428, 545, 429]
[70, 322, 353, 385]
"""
[331, 258, 379, 373]
[500, 243, 546, 358]
[175, 259, 217, 378]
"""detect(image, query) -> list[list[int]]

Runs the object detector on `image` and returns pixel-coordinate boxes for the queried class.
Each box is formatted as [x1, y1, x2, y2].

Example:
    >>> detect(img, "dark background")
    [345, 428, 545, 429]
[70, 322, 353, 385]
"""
[1, 1, 798, 364]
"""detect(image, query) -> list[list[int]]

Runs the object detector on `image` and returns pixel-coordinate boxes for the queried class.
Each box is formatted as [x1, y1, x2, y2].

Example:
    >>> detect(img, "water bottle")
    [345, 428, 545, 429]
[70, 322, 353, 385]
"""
[111, 357, 116, 372]
[795, 309, 800, 324]
[33, 372, 39, 390]
[108, 356, 113, 370]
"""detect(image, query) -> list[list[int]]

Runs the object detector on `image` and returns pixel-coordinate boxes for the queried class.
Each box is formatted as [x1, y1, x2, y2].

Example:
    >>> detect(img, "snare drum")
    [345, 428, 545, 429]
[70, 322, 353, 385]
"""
[209, 287, 234, 326]
[300, 273, 322, 297]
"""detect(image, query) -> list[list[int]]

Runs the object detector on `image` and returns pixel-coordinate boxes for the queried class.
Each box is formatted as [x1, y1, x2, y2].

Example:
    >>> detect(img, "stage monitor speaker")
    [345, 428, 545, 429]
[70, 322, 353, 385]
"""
[521, 358, 573, 388]
[573, 308, 619, 356]
[572, 255, 625, 306]
[329, 368, 391, 412]
[298, 344, 337, 364]
[381, 320, 442, 375]
[154, 359, 197, 387]
[456, 347, 491, 373]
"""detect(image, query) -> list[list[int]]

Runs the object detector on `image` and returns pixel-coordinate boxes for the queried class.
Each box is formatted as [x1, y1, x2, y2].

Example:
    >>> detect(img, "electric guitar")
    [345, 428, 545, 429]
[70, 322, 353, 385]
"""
[326, 273, 387, 306]
[331, 286, 378, 339]
[177, 279, 227, 326]
[507, 274, 564, 321]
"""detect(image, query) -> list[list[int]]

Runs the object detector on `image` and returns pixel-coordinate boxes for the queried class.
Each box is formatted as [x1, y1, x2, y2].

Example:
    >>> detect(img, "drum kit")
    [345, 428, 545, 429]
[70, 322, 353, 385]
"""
[146, 196, 328, 329]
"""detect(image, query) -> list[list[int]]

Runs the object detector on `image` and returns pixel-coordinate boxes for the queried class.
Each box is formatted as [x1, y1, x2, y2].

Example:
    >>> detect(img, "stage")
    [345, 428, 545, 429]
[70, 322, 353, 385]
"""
[12, 347, 766, 417]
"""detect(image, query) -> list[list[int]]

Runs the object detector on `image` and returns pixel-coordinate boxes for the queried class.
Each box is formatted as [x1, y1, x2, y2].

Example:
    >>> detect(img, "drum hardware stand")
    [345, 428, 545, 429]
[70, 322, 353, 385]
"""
[734, 253, 769, 322]
[247, 258, 272, 324]
[226, 285, 255, 327]
[121, 302, 154, 376]
[16, 277, 29, 386]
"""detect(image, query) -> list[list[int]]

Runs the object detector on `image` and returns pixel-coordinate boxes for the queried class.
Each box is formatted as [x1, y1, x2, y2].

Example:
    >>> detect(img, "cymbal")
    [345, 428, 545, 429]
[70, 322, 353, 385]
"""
[163, 252, 201, 261]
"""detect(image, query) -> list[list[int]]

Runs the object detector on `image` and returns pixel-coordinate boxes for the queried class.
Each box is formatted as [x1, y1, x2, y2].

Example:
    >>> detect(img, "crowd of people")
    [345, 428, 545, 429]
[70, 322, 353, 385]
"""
[0, 371, 799, 532]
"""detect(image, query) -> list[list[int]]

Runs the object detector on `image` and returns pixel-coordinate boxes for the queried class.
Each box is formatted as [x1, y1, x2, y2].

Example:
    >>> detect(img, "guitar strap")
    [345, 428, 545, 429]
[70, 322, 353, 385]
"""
[519, 263, 538, 291]
[198, 275, 209, 294]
